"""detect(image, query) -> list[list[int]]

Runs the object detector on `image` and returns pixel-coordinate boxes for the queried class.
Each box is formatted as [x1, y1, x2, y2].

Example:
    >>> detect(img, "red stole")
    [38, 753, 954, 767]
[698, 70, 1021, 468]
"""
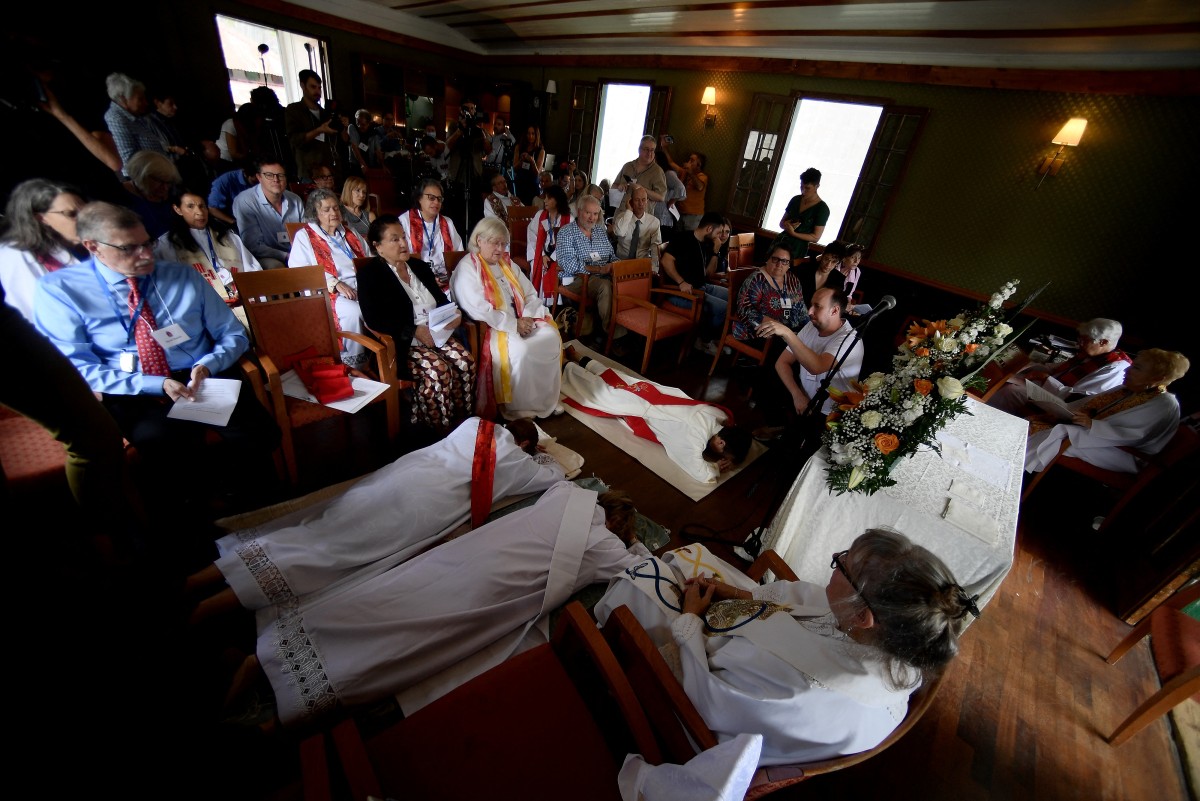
[562, 367, 735, 444]
[531, 211, 569, 298]
[470, 419, 498, 528]
[407, 209, 454, 261]
[305, 224, 367, 339]
[1052, 349, 1132, 387]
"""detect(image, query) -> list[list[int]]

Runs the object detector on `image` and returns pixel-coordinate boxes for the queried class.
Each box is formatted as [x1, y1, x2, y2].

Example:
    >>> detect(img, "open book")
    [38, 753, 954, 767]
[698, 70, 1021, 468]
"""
[1025, 377, 1075, 421]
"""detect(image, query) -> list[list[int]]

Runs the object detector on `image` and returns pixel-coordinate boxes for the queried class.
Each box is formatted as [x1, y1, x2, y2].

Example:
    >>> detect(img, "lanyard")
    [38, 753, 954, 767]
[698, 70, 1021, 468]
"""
[92, 264, 176, 343]
[423, 215, 438, 258]
[202, 228, 220, 269]
[327, 229, 354, 259]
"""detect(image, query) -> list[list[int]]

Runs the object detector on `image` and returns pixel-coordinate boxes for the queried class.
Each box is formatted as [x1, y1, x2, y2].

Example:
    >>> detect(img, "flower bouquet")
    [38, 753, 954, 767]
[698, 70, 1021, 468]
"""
[823, 280, 1028, 494]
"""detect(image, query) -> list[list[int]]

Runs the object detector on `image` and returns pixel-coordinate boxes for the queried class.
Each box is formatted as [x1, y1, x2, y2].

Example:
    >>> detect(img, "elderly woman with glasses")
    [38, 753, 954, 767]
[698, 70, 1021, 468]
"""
[0, 178, 87, 323]
[451, 217, 562, 420]
[288, 187, 373, 368]
[399, 178, 462, 290]
[595, 528, 975, 766]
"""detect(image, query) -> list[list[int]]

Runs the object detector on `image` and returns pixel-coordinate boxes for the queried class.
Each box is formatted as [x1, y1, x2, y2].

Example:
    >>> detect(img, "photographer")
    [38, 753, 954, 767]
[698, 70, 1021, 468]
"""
[485, 115, 516, 183]
[445, 99, 488, 233]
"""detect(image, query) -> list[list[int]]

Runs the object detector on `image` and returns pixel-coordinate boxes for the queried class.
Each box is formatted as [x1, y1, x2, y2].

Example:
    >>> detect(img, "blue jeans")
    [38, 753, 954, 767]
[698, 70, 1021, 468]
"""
[667, 283, 728, 341]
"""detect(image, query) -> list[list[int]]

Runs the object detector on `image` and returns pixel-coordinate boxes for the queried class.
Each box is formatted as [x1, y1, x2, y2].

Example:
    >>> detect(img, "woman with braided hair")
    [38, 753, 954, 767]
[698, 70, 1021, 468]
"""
[595, 528, 976, 765]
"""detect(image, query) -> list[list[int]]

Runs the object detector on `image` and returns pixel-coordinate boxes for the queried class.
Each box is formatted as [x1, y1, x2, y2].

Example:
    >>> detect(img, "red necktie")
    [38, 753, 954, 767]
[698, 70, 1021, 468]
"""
[127, 278, 170, 377]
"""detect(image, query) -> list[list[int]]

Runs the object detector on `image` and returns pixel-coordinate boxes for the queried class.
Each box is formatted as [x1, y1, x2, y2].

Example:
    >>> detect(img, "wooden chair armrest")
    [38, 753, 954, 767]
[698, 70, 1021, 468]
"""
[745, 549, 799, 583]
[236, 355, 269, 410]
[650, 287, 701, 303]
[339, 331, 387, 355]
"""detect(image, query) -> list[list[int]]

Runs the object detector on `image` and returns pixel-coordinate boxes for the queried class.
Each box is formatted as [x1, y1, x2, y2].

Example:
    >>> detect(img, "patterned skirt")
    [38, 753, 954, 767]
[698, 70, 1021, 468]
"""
[407, 339, 476, 432]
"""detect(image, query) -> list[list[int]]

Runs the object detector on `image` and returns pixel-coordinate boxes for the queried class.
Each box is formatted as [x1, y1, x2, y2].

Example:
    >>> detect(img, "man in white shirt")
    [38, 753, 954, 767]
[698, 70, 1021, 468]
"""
[759, 286, 864, 416]
[608, 184, 662, 271]
[482, 172, 524, 224]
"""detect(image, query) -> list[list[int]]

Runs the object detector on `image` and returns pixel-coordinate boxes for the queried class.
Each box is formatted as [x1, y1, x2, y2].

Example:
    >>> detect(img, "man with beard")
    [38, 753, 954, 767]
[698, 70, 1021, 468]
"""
[660, 211, 729, 354]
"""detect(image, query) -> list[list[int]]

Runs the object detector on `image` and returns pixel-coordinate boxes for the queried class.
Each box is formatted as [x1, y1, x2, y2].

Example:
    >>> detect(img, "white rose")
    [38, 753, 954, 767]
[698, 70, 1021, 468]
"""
[861, 410, 884, 429]
[903, 407, 923, 424]
[936, 376, 965, 400]
[938, 337, 958, 352]
[948, 316, 965, 328]
[863, 372, 888, 392]
[994, 323, 1013, 338]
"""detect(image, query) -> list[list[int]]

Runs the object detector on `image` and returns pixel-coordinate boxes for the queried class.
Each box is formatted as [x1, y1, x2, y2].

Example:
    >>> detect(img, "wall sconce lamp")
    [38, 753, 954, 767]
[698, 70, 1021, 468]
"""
[702, 86, 717, 127]
[545, 80, 558, 111]
[1036, 118, 1087, 189]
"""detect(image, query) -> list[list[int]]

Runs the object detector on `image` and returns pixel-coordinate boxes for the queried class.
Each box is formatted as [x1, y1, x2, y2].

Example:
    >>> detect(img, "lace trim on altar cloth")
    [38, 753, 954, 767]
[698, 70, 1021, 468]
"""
[233, 537, 295, 606]
[272, 601, 339, 720]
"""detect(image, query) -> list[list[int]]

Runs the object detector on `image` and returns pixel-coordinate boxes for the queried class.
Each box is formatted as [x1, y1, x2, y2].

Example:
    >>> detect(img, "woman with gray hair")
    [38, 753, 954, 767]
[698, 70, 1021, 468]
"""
[595, 527, 975, 766]
[288, 188, 373, 368]
[0, 179, 87, 322]
[451, 217, 562, 419]
[989, 317, 1132, 414]
[121, 150, 181, 239]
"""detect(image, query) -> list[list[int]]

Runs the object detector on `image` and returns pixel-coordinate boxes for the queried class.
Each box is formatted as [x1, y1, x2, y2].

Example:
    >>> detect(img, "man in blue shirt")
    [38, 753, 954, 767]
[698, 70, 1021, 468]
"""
[207, 162, 256, 227]
[34, 202, 280, 513]
[556, 195, 619, 345]
[232, 159, 303, 268]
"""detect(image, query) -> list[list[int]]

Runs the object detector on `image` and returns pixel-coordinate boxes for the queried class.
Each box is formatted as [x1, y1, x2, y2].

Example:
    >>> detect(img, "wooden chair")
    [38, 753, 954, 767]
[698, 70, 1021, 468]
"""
[443, 250, 481, 358]
[728, 232, 755, 271]
[298, 602, 661, 801]
[554, 273, 592, 340]
[1020, 420, 1200, 525]
[607, 257, 701, 374]
[601, 549, 946, 799]
[1106, 582, 1200, 746]
[507, 205, 538, 275]
[233, 265, 404, 484]
[709, 266, 770, 376]
[284, 221, 305, 251]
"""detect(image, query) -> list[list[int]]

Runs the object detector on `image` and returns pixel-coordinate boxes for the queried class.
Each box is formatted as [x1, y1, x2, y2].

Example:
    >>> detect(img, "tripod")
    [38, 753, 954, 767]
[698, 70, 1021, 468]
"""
[739, 299, 897, 560]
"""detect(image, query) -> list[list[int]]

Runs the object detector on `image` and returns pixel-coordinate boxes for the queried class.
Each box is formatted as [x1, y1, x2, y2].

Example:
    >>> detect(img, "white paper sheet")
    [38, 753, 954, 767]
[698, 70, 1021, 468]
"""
[1025, 378, 1074, 420]
[280, 369, 390, 414]
[936, 430, 1011, 489]
[428, 303, 459, 348]
[166, 377, 241, 427]
[609, 186, 625, 208]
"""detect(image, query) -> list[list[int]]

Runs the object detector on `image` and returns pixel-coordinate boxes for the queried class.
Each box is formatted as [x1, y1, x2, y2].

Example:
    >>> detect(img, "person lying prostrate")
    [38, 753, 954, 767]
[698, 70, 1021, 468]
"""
[184, 417, 563, 621]
[1024, 348, 1187, 474]
[595, 528, 975, 766]
[560, 345, 751, 484]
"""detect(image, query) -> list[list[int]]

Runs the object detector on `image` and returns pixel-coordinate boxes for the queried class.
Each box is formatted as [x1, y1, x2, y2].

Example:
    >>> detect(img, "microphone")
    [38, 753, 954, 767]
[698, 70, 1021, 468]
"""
[852, 295, 897, 329]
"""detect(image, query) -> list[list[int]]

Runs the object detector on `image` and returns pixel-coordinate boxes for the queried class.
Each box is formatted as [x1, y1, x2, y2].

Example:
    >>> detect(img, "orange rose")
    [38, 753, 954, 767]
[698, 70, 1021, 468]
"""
[874, 433, 900, 454]
[964, 343, 980, 354]
[915, 347, 931, 357]
[913, 379, 933, 396]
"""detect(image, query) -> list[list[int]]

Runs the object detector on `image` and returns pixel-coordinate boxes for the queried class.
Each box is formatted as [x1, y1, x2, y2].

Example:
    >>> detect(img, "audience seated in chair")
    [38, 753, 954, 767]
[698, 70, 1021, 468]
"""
[0, 178, 87, 324]
[595, 528, 976, 767]
[991, 317, 1132, 415]
[528, 184, 571, 301]
[556, 194, 620, 347]
[561, 344, 751, 484]
[232, 159, 303, 269]
[33, 202, 280, 516]
[660, 212, 730, 355]
[399, 178, 462, 290]
[608, 184, 662, 272]
[451, 217, 561, 420]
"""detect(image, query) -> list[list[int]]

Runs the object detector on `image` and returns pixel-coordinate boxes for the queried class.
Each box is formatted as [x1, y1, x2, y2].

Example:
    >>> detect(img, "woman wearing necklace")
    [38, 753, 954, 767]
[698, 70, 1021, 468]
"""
[340, 176, 376, 240]
[155, 187, 261, 329]
[775, 167, 831, 262]
[527, 185, 571, 299]
[1025, 348, 1189, 473]
[594, 528, 975, 766]
[358, 216, 474, 433]
[288, 188, 373, 368]
[733, 243, 807, 343]
[399, 178, 463, 291]
[451, 217, 561, 420]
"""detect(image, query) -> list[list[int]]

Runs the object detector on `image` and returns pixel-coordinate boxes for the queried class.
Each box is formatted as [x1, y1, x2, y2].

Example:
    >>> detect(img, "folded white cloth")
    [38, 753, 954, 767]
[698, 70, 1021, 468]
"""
[942, 497, 998, 544]
[618, 733, 763, 801]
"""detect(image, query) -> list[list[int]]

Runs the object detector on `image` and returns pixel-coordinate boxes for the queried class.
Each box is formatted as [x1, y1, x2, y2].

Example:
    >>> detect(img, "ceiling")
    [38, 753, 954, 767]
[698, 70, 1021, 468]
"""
[292, 0, 1200, 71]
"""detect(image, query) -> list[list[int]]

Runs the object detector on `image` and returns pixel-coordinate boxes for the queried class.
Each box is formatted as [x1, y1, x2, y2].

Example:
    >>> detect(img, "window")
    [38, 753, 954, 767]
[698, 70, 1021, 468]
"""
[727, 93, 926, 254]
[567, 81, 672, 183]
[214, 15, 329, 108]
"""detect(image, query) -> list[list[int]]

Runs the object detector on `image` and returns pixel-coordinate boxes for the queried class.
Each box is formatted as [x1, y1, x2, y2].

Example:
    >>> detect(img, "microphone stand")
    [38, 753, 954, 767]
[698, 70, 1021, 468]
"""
[738, 303, 895, 561]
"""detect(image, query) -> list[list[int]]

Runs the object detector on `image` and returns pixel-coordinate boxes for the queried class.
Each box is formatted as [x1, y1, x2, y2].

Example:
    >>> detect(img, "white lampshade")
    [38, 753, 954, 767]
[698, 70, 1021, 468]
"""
[1051, 118, 1088, 147]
[701, 86, 717, 106]
[545, 80, 558, 95]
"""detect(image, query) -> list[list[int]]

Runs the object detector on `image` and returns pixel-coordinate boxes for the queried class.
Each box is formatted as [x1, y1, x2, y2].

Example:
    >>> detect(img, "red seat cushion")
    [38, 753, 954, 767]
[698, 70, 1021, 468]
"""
[1150, 607, 1200, 688]
[363, 644, 624, 800]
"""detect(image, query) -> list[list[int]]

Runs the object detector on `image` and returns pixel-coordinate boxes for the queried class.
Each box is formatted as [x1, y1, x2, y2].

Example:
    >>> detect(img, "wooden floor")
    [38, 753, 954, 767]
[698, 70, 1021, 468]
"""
[18, 343, 1192, 800]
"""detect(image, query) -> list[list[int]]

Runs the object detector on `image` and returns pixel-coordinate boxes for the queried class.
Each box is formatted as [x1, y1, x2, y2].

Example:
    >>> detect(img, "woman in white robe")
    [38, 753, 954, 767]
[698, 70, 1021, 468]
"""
[595, 530, 976, 766]
[452, 217, 562, 419]
[254, 481, 649, 726]
[0, 179, 85, 323]
[1024, 348, 1188, 473]
[288, 189, 372, 367]
[185, 417, 563, 618]
[398, 178, 463, 289]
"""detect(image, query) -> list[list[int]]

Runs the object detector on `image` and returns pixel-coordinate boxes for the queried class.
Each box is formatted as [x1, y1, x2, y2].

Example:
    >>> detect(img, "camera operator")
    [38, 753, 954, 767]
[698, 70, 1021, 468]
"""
[485, 115, 516, 184]
[445, 99, 488, 235]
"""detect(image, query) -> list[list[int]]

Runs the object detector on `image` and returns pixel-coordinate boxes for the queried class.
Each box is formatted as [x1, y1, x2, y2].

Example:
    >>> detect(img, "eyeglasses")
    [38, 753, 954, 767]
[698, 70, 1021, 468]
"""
[767, 256, 791, 265]
[45, 209, 80, 219]
[831, 551, 873, 613]
[97, 239, 155, 254]
[422, 194, 444, 203]
[259, 171, 287, 181]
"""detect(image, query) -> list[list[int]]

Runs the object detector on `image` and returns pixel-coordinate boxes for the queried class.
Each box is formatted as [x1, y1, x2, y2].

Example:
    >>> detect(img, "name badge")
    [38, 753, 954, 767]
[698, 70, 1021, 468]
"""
[151, 323, 191, 349]
[588, 251, 599, 261]
[358, 142, 369, 152]
[780, 298, 793, 310]
[120, 352, 138, 372]
[277, 230, 291, 245]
